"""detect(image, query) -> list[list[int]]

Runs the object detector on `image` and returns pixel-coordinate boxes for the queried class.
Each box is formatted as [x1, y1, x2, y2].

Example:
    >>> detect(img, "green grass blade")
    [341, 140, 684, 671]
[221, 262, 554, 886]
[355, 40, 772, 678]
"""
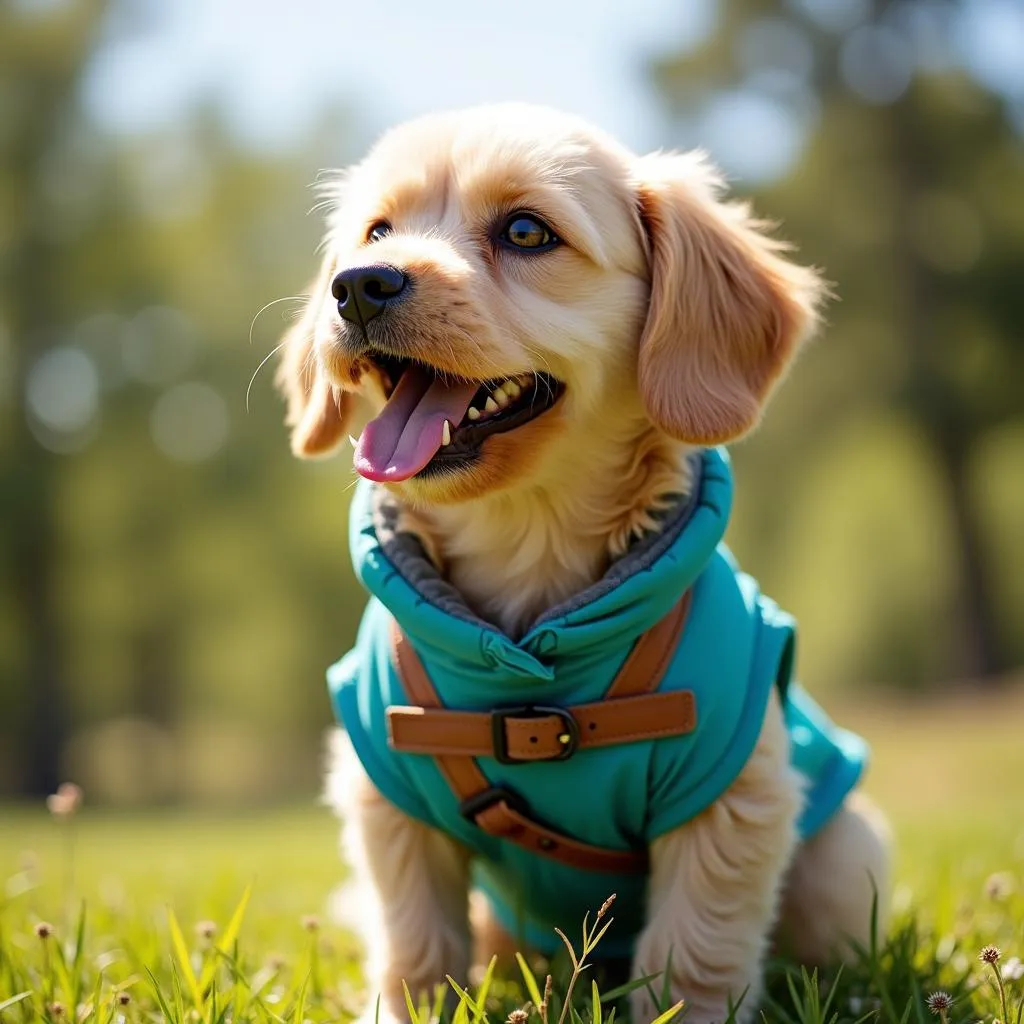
[598, 973, 662, 1004]
[172, 962, 187, 1021]
[167, 908, 203, 1012]
[474, 954, 498, 1022]
[659, 949, 673, 1014]
[587, 920, 615, 957]
[291, 971, 310, 1024]
[452, 992, 471, 1024]
[447, 976, 483, 1018]
[516, 953, 544, 1009]
[70, 900, 87, 1014]
[431, 983, 448, 1024]
[818, 966, 843, 1024]
[591, 979, 602, 1024]
[144, 964, 178, 1022]
[554, 928, 580, 971]
[402, 979, 420, 1024]
[649, 998, 685, 1024]
[199, 884, 252, 994]
[0, 992, 31, 1013]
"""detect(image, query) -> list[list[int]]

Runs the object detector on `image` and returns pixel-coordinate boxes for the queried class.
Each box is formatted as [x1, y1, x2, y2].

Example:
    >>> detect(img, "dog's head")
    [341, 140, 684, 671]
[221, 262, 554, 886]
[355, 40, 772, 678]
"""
[277, 105, 824, 504]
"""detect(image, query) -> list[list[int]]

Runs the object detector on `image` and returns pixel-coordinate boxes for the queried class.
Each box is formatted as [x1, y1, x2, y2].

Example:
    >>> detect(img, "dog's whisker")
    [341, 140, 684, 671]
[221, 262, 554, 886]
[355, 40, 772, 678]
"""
[246, 340, 289, 412]
[249, 296, 305, 349]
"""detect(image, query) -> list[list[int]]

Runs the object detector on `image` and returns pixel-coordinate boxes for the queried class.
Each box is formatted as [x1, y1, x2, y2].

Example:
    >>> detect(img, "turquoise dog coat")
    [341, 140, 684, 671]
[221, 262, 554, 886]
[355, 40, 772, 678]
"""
[328, 447, 867, 956]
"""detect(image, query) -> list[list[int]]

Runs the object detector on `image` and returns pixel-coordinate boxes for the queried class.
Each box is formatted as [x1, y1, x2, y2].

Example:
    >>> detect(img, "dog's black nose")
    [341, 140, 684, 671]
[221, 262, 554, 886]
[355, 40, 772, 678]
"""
[332, 264, 408, 327]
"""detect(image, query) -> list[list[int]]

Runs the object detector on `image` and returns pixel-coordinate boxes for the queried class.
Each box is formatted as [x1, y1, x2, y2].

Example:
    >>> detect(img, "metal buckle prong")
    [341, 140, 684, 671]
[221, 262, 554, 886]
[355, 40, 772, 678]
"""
[490, 705, 580, 764]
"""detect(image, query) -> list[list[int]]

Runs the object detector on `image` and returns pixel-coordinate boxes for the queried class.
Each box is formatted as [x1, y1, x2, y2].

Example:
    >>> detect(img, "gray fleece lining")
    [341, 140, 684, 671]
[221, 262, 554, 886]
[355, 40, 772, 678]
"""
[371, 452, 704, 635]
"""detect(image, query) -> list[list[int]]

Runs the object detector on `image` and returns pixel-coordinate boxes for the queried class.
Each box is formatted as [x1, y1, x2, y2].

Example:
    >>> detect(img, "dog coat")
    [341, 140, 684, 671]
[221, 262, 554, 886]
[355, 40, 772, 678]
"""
[328, 447, 867, 956]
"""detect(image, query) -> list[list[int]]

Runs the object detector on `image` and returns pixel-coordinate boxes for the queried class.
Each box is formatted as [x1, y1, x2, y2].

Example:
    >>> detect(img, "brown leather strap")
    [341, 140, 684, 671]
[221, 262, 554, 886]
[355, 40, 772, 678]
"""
[387, 690, 695, 760]
[388, 594, 693, 874]
[605, 590, 693, 698]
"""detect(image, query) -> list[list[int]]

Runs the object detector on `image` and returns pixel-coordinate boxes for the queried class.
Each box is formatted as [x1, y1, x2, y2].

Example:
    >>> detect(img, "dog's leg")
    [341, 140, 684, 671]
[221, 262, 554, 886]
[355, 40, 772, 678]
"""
[775, 792, 892, 965]
[631, 691, 802, 1024]
[327, 732, 471, 1023]
[469, 891, 520, 971]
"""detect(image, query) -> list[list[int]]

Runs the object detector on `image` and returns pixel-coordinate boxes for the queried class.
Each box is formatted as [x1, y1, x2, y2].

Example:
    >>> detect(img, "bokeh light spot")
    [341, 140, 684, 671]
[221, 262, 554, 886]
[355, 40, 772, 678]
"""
[736, 17, 815, 85]
[26, 346, 100, 449]
[122, 306, 196, 385]
[150, 382, 229, 463]
[787, 0, 869, 34]
[840, 25, 914, 105]
[701, 90, 807, 184]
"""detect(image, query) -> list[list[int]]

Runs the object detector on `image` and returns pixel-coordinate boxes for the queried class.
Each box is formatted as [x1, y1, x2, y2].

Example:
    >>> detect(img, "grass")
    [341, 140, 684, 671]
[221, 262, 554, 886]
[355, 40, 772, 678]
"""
[1, 688, 1023, 1024]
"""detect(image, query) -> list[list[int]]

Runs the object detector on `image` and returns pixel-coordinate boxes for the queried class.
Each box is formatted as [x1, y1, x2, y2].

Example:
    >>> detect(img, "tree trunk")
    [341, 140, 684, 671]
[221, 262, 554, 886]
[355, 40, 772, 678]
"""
[10, 439, 67, 796]
[888, 90, 1005, 682]
[930, 425, 1005, 680]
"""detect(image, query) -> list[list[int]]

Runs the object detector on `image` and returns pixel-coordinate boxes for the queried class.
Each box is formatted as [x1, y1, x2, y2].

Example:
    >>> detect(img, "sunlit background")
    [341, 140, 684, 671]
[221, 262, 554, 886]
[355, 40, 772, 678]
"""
[2, 0, 1023, 807]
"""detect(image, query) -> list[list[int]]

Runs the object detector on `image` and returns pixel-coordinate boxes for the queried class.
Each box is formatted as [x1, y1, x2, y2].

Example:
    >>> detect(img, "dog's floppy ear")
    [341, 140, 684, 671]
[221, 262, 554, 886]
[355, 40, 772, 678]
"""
[632, 152, 825, 445]
[275, 257, 352, 458]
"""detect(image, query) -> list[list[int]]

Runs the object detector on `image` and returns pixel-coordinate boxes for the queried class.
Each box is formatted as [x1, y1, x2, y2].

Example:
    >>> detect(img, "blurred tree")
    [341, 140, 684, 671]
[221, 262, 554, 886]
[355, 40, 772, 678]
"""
[0, 1, 366, 799]
[0, 0, 111, 795]
[649, 0, 1024, 682]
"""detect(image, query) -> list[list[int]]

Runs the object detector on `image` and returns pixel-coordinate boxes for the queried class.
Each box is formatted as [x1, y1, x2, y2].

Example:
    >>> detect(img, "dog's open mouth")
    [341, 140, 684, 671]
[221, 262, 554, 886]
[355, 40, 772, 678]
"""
[352, 351, 565, 482]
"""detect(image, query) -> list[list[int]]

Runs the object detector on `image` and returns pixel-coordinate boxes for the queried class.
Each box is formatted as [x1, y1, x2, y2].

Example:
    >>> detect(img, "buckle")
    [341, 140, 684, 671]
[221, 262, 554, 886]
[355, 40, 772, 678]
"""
[459, 784, 530, 822]
[491, 705, 580, 764]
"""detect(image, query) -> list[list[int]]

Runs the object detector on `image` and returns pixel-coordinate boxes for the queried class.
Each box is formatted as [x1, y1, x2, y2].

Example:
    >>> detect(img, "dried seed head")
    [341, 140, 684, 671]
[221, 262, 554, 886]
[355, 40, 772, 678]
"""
[48, 1002, 65, 1018]
[34, 921, 53, 940]
[540, 974, 552, 1013]
[196, 920, 217, 941]
[46, 782, 83, 818]
[301, 914, 320, 933]
[597, 894, 617, 920]
[507, 1010, 529, 1024]
[927, 992, 953, 1014]
[980, 945, 1002, 965]
[984, 872, 1015, 901]
[117, 992, 131, 1006]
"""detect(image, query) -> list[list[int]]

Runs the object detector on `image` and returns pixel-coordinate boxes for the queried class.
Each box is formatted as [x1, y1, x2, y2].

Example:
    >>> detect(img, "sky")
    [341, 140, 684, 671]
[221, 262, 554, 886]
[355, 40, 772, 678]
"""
[72, 0, 1024, 187]
[80, 0, 714, 157]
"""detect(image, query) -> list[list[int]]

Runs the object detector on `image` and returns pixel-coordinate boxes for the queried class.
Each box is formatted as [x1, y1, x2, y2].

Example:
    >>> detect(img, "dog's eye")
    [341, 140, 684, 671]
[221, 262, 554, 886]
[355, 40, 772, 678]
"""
[366, 221, 392, 243]
[499, 214, 558, 251]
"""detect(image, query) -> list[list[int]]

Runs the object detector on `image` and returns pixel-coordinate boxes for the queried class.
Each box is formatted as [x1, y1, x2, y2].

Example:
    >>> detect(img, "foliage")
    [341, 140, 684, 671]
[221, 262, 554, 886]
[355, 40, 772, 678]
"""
[2, 0, 1024, 801]
[648, 0, 1024, 686]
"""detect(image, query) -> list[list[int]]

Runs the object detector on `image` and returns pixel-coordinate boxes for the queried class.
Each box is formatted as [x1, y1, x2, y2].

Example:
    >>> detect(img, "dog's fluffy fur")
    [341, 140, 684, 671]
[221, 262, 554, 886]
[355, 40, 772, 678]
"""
[279, 105, 892, 1024]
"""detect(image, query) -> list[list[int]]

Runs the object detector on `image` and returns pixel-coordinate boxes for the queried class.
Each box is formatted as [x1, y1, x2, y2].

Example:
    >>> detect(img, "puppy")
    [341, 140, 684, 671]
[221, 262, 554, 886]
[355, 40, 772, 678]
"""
[277, 105, 891, 1024]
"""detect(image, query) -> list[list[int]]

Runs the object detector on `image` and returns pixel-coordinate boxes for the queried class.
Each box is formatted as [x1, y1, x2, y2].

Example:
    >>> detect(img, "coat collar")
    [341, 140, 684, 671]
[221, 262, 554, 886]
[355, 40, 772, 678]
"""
[349, 447, 733, 683]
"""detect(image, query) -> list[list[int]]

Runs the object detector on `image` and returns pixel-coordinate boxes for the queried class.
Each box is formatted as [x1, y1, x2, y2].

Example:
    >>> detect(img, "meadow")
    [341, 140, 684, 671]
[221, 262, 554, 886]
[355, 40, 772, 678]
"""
[2, 687, 1023, 1024]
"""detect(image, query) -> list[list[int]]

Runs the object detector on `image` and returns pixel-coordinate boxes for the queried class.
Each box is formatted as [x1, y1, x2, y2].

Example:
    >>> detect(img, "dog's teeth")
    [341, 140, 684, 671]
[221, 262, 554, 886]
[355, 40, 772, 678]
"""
[467, 406, 481, 421]
[484, 396, 499, 414]
[493, 388, 510, 409]
[504, 380, 521, 399]
[441, 419, 451, 446]
[348, 434, 359, 449]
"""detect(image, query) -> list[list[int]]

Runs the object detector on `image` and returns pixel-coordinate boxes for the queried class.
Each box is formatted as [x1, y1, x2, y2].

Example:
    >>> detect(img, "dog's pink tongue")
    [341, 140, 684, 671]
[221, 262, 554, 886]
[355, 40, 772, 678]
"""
[354, 364, 478, 482]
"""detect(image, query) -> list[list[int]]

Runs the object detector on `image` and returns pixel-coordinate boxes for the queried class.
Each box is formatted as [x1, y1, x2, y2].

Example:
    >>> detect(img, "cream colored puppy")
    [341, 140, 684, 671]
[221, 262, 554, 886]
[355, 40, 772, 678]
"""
[277, 105, 891, 1024]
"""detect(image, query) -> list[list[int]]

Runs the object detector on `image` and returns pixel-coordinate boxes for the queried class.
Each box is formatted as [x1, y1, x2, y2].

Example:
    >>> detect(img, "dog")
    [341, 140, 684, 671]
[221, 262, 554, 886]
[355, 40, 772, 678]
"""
[276, 104, 892, 1024]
